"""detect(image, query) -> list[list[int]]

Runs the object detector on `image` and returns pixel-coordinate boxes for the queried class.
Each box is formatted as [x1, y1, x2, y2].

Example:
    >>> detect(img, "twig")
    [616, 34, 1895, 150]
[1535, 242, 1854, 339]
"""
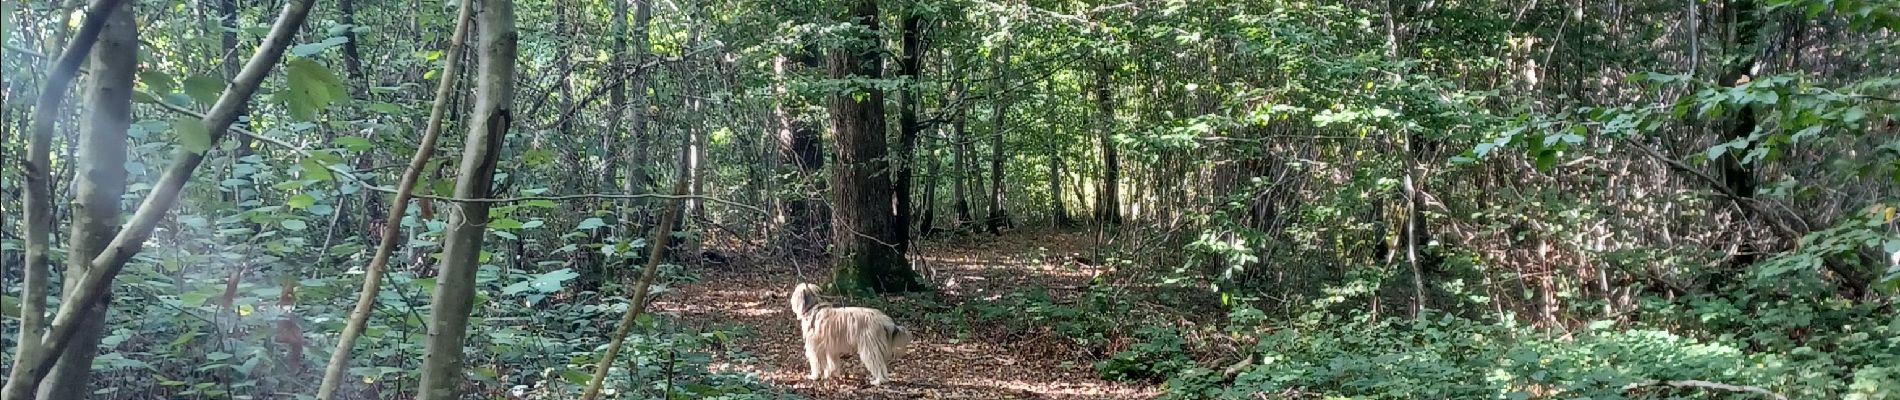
[1622, 379, 1786, 400]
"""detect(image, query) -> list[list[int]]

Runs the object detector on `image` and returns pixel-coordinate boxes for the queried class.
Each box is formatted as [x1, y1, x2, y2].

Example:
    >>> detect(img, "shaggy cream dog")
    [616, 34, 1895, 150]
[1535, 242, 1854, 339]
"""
[789, 283, 911, 385]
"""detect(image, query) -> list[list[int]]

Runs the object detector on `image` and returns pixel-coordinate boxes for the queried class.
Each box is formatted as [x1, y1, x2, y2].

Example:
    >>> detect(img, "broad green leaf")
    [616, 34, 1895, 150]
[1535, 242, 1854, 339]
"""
[280, 219, 308, 231]
[300, 158, 335, 181]
[182, 75, 225, 106]
[287, 193, 317, 209]
[502, 268, 580, 295]
[275, 57, 349, 120]
[576, 218, 608, 230]
[138, 70, 176, 94]
[491, 218, 525, 230]
[334, 136, 374, 152]
[173, 118, 212, 154]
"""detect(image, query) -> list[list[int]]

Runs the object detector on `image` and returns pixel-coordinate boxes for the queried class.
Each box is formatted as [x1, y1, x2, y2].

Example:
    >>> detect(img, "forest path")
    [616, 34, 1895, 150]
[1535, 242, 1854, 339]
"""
[653, 227, 1160, 400]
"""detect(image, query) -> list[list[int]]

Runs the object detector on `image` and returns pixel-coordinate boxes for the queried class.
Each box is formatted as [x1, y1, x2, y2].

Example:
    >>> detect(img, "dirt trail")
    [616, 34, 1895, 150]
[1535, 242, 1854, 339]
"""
[653, 228, 1159, 400]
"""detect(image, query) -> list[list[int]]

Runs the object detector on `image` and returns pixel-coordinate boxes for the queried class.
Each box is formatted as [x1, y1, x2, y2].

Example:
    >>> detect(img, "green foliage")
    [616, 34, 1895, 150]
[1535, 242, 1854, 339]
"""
[1163, 308, 1896, 399]
[1096, 325, 1195, 383]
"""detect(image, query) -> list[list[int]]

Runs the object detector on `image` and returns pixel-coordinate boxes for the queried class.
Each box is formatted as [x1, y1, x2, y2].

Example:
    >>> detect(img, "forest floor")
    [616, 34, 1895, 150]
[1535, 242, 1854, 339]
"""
[652, 227, 1161, 400]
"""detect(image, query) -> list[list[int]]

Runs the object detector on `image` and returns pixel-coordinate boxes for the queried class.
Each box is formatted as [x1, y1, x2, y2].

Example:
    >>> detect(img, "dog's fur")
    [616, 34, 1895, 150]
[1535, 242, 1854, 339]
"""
[789, 283, 911, 385]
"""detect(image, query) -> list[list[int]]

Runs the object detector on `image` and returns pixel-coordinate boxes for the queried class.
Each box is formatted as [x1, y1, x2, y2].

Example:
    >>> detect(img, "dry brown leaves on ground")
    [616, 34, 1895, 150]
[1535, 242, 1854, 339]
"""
[653, 228, 1159, 400]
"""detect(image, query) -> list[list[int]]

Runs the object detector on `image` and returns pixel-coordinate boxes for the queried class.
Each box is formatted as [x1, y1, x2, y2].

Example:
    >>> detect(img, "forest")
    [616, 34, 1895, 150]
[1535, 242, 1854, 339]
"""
[1, 0, 1897, 398]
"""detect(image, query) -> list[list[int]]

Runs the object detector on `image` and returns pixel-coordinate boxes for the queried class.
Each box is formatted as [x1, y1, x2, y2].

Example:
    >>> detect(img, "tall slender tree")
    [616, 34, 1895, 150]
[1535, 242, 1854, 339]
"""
[35, 3, 135, 398]
[984, 35, 1013, 234]
[417, 0, 516, 396]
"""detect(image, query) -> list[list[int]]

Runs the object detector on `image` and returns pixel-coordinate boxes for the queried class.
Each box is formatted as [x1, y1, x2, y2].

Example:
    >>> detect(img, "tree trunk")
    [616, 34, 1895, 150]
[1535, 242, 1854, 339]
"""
[775, 48, 828, 258]
[339, 0, 366, 86]
[984, 39, 1012, 234]
[919, 122, 939, 235]
[827, 0, 926, 295]
[950, 59, 974, 227]
[35, 4, 134, 398]
[1049, 143, 1070, 227]
[1093, 60, 1122, 224]
[6, 0, 129, 396]
[619, 0, 656, 238]
[417, 0, 515, 396]
[893, 11, 924, 252]
[4, 0, 314, 395]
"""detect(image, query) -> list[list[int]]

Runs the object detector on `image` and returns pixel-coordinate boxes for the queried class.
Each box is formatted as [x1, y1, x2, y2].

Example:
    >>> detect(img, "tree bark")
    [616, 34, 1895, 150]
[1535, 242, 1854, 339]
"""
[4, 0, 314, 395]
[775, 48, 828, 258]
[894, 10, 924, 252]
[6, 0, 129, 396]
[1093, 60, 1122, 224]
[619, 0, 657, 237]
[984, 38, 1012, 234]
[416, 0, 515, 396]
[827, 0, 926, 295]
[315, 0, 476, 396]
[36, 4, 135, 398]
[950, 62, 973, 227]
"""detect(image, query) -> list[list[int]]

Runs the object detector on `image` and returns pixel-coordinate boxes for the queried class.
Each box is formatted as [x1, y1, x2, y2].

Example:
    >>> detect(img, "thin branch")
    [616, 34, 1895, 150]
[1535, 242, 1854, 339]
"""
[528, 45, 724, 131]
[1622, 380, 1787, 400]
[142, 90, 769, 215]
[1618, 137, 1801, 238]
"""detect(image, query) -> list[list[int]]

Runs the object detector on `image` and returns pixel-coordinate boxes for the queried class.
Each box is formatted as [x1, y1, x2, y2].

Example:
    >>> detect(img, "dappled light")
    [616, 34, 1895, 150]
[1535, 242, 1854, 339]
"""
[2, 0, 1894, 398]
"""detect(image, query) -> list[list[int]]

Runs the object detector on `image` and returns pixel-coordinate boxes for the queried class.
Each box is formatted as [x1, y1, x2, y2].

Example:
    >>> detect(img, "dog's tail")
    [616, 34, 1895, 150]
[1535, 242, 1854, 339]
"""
[888, 324, 912, 358]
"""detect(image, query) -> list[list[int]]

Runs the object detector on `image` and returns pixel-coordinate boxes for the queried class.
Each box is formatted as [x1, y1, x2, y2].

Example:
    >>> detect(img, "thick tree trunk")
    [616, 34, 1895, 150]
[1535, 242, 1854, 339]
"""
[984, 39, 1012, 234]
[827, 0, 926, 295]
[36, 4, 135, 398]
[1093, 60, 1121, 224]
[417, 0, 515, 396]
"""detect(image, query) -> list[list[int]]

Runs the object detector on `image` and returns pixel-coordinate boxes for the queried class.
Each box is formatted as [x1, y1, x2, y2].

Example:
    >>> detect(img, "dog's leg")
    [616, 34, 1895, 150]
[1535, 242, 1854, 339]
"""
[859, 346, 888, 385]
[823, 353, 841, 379]
[803, 341, 823, 381]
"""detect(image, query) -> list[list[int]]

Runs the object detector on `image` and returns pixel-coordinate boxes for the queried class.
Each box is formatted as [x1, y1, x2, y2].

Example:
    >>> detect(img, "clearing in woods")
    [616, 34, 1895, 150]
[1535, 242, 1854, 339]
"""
[653, 228, 1160, 400]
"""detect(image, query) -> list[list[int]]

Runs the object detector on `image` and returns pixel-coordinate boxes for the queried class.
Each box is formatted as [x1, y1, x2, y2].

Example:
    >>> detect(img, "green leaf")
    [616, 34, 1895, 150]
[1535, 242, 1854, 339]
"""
[503, 268, 580, 295]
[182, 75, 225, 106]
[491, 218, 525, 230]
[280, 219, 309, 231]
[173, 118, 212, 154]
[1841, 106, 1868, 124]
[275, 57, 349, 120]
[367, 102, 402, 114]
[576, 218, 608, 230]
[559, 369, 592, 385]
[138, 70, 176, 94]
[1705, 143, 1729, 160]
[521, 199, 558, 209]
[300, 158, 334, 181]
[287, 193, 317, 209]
[334, 137, 373, 152]
[289, 36, 350, 57]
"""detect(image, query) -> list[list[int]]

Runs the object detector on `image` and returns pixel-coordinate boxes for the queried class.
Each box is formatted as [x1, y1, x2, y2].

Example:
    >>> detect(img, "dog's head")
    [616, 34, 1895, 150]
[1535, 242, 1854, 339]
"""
[790, 282, 823, 319]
